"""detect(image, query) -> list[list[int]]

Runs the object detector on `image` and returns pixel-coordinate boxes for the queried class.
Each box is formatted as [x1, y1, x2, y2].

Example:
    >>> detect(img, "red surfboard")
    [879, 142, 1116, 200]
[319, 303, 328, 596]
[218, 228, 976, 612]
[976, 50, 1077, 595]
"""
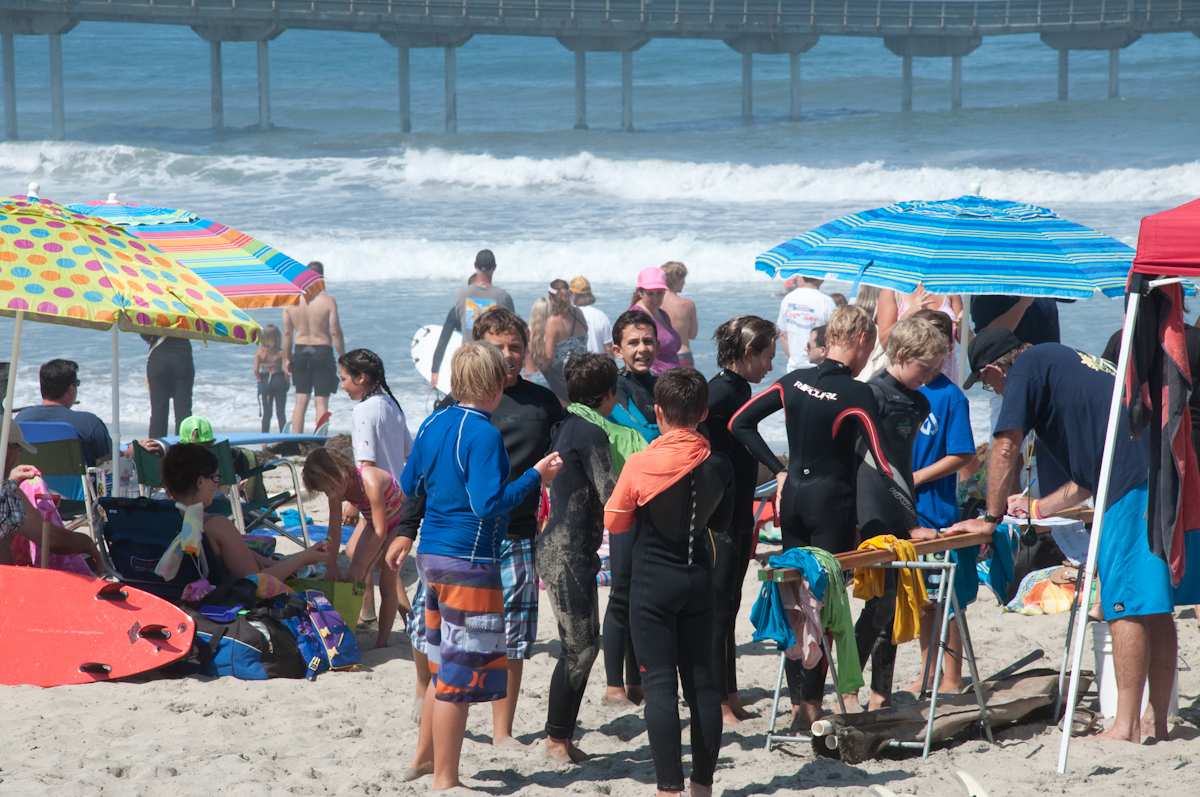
[0, 566, 195, 687]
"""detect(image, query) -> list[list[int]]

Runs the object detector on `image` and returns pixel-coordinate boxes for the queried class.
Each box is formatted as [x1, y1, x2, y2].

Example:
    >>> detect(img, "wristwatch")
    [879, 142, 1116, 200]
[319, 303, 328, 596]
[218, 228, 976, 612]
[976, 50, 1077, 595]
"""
[981, 512, 1003, 525]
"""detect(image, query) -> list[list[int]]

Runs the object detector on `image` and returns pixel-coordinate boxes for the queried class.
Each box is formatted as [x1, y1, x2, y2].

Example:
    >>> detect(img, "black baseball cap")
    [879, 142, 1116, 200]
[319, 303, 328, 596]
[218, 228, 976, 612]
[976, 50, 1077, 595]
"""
[474, 249, 497, 271]
[963, 327, 1023, 389]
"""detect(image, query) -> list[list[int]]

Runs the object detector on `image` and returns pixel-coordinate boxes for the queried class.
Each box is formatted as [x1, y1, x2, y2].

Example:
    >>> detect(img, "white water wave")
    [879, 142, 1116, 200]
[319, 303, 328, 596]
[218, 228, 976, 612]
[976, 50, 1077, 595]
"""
[3, 141, 1197, 206]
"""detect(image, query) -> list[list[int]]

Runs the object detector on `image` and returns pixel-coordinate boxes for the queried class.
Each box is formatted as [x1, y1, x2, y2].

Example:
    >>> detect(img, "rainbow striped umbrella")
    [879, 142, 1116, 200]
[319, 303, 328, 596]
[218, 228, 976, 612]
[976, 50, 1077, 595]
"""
[68, 198, 320, 309]
[0, 194, 261, 481]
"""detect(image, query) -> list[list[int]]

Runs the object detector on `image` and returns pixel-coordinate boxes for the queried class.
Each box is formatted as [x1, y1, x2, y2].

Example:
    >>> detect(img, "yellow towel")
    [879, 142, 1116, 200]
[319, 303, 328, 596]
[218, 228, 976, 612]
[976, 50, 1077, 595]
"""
[851, 535, 929, 645]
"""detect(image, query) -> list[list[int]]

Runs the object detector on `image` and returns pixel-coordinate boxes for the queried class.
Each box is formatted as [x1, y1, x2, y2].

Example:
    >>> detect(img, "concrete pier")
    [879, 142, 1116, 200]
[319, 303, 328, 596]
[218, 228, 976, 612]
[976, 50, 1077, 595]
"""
[788, 52, 801, 120]
[725, 34, 819, 122]
[209, 40, 223, 131]
[621, 50, 633, 132]
[741, 52, 752, 124]
[885, 35, 981, 112]
[256, 39, 270, 130]
[574, 50, 586, 130]
[2, 31, 14, 140]
[444, 45, 457, 133]
[397, 46, 411, 133]
[49, 33, 63, 139]
[1041, 30, 1140, 102]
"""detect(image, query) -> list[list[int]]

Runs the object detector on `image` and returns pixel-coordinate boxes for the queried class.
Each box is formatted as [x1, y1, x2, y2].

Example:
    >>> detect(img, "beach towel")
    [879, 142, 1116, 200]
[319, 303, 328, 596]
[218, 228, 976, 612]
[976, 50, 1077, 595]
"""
[1125, 280, 1200, 586]
[567, 402, 646, 474]
[751, 546, 863, 694]
[852, 535, 928, 644]
[155, 501, 209, 582]
[603, 429, 710, 533]
[13, 473, 92, 575]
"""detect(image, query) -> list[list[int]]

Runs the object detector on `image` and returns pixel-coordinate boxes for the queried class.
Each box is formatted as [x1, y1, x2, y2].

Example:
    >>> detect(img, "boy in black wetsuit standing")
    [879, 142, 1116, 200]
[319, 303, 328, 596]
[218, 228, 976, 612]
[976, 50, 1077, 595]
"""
[730, 304, 892, 727]
[852, 314, 947, 711]
[602, 309, 661, 706]
[605, 368, 733, 797]
[705, 316, 778, 725]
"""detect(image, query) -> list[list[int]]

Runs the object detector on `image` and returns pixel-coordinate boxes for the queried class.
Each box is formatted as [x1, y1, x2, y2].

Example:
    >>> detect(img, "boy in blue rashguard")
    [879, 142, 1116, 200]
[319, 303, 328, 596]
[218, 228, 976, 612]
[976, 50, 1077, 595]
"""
[908, 309, 976, 694]
[386, 342, 562, 791]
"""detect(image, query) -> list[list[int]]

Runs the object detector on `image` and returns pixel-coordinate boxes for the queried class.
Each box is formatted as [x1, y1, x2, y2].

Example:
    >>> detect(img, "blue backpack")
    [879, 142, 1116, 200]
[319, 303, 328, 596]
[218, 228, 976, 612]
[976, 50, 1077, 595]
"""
[183, 608, 306, 680]
[279, 590, 362, 680]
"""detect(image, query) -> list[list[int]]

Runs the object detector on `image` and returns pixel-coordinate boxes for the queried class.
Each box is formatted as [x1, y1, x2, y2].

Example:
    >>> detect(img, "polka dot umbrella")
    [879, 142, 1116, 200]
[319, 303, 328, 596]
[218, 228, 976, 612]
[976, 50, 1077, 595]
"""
[0, 194, 262, 481]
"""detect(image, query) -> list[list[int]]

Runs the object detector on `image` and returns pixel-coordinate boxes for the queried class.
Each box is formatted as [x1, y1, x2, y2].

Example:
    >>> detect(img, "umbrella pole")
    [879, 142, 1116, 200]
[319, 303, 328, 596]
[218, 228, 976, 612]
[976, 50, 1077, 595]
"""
[111, 325, 121, 495]
[0, 309, 23, 461]
[1056, 280, 1143, 774]
[958, 295, 972, 386]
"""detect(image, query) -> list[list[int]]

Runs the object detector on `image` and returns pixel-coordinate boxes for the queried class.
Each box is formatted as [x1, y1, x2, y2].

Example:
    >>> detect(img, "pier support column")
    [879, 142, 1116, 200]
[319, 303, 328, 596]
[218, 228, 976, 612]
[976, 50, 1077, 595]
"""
[741, 52, 752, 124]
[950, 54, 962, 111]
[382, 32, 472, 135]
[621, 50, 634, 132]
[1107, 48, 1119, 99]
[724, 34, 818, 124]
[193, 24, 283, 132]
[49, 34, 64, 140]
[574, 50, 586, 130]
[397, 46, 411, 134]
[256, 39, 271, 130]
[209, 40, 224, 132]
[788, 52, 801, 120]
[1057, 49, 1069, 101]
[444, 46, 457, 133]
[1041, 30, 1139, 103]
[2, 32, 15, 141]
[884, 35, 981, 113]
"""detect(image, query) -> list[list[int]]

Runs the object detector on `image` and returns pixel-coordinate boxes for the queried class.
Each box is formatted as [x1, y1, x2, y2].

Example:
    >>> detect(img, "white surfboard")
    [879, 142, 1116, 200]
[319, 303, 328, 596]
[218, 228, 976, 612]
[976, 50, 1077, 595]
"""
[411, 324, 461, 394]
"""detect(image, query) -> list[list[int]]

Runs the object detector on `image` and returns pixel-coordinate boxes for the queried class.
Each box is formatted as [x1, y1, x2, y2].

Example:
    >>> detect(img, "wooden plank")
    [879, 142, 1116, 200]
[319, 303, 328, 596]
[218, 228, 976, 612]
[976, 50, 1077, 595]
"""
[757, 523, 1065, 583]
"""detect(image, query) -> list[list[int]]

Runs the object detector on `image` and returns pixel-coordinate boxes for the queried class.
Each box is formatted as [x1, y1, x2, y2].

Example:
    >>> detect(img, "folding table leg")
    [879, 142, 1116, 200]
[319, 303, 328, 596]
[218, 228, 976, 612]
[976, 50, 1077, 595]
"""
[923, 561, 957, 759]
[952, 590, 993, 743]
[1055, 576, 1086, 721]
[766, 651, 786, 751]
[917, 552, 949, 699]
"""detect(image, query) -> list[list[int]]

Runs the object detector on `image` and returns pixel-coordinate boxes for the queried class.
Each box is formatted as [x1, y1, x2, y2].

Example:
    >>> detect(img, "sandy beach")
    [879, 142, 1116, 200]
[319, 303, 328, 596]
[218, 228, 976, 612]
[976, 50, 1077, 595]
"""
[4, 469, 1198, 797]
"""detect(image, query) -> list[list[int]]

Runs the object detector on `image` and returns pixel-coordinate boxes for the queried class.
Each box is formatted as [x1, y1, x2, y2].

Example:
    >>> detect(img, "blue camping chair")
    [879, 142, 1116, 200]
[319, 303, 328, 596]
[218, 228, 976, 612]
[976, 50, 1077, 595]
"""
[16, 420, 105, 534]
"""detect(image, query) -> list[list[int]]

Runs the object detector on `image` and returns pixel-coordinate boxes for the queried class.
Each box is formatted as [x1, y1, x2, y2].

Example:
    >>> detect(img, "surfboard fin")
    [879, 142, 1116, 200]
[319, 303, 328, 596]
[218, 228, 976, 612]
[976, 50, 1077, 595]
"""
[79, 662, 112, 676]
[96, 582, 129, 602]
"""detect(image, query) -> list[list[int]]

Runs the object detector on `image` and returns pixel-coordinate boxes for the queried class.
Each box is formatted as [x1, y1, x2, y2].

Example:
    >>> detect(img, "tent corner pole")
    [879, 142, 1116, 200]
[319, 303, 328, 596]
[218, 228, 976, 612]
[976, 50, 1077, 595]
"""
[1056, 279, 1146, 774]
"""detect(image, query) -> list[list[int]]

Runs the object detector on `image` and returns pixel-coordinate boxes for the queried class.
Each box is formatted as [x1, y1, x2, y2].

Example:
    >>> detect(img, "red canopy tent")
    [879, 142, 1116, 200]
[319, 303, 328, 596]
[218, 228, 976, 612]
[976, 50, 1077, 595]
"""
[1058, 198, 1200, 773]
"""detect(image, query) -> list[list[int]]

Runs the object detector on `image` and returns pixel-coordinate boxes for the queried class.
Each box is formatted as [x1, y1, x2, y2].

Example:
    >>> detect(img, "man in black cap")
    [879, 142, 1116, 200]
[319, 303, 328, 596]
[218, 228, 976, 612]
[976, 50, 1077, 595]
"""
[430, 249, 516, 389]
[949, 327, 1199, 744]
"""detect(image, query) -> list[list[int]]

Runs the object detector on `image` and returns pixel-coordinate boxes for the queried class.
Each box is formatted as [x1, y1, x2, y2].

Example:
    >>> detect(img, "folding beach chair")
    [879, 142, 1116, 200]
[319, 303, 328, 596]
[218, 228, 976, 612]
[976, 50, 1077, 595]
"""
[16, 420, 103, 534]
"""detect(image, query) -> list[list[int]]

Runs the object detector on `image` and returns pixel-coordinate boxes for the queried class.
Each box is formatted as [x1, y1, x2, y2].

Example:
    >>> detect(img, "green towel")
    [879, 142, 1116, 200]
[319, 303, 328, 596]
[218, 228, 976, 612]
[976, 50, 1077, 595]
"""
[567, 402, 646, 475]
[806, 547, 864, 695]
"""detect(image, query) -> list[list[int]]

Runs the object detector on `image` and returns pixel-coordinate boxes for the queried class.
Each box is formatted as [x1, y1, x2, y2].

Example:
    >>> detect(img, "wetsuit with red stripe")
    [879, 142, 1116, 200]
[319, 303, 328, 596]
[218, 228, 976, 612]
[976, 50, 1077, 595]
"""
[729, 358, 892, 555]
[729, 358, 893, 704]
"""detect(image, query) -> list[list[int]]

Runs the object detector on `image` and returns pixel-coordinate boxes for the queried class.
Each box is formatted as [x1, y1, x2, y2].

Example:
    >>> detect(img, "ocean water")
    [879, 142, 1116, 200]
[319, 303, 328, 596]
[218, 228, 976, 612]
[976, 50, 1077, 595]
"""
[0, 23, 1193, 440]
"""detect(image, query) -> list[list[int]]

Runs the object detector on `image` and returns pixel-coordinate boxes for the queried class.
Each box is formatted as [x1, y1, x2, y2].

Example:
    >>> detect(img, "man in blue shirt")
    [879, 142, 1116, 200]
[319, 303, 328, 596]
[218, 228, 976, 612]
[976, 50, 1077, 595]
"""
[908, 310, 976, 694]
[16, 359, 112, 467]
[951, 328, 1200, 744]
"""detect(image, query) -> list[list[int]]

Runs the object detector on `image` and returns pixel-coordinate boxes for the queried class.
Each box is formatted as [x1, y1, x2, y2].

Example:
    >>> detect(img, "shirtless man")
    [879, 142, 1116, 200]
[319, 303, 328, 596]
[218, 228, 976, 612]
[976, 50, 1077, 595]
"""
[661, 262, 698, 369]
[283, 262, 345, 433]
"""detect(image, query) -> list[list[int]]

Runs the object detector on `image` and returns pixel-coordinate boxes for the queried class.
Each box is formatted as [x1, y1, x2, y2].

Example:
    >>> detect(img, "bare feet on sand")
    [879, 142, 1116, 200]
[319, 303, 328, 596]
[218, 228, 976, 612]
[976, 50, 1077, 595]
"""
[603, 686, 643, 708]
[492, 735, 527, 751]
[724, 694, 757, 720]
[790, 701, 823, 729]
[544, 737, 587, 764]
[401, 761, 433, 781]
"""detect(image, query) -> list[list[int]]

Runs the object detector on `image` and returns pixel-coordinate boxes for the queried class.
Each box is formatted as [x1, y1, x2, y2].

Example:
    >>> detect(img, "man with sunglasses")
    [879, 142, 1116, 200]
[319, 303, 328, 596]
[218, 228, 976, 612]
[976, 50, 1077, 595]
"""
[950, 327, 1200, 744]
[16, 359, 111, 467]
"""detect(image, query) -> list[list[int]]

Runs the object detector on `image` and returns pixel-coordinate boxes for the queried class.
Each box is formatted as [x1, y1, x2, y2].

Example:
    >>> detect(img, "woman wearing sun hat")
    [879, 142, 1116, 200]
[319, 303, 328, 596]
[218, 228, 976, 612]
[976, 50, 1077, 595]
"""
[628, 266, 682, 375]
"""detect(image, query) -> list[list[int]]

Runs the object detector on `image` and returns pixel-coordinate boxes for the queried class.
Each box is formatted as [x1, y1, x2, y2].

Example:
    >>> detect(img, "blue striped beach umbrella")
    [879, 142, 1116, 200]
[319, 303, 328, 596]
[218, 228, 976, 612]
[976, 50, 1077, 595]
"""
[756, 195, 1134, 299]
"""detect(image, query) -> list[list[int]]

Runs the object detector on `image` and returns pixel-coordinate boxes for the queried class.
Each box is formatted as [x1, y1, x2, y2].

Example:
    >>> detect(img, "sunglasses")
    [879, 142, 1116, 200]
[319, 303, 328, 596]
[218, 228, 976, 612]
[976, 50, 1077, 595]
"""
[204, 472, 221, 484]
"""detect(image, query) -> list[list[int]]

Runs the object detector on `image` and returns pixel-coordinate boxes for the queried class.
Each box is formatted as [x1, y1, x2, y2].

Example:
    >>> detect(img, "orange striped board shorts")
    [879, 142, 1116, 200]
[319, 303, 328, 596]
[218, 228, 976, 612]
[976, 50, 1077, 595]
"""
[415, 553, 507, 703]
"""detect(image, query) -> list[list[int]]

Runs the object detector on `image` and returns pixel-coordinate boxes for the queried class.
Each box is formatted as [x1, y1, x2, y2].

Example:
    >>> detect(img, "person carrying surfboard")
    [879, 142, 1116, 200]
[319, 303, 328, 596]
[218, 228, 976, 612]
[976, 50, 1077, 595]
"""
[429, 249, 515, 390]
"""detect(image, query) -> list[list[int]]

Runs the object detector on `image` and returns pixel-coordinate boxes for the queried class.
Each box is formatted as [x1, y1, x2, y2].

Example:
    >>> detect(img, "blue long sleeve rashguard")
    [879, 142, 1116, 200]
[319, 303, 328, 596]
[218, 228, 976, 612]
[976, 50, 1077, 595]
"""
[401, 403, 542, 562]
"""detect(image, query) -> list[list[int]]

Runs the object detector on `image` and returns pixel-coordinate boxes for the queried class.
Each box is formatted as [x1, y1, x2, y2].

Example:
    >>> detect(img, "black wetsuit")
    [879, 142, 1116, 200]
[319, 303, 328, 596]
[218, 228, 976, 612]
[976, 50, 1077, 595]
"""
[853, 370, 929, 698]
[626, 454, 734, 792]
[729, 358, 892, 703]
[537, 413, 616, 741]
[703, 368, 757, 698]
[602, 367, 658, 691]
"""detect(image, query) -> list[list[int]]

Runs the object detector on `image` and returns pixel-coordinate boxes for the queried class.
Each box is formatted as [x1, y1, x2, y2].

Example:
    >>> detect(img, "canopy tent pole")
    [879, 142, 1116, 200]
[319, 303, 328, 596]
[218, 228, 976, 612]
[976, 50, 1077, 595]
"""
[111, 324, 121, 494]
[0, 309, 23, 457]
[1056, 276, 1144, 773]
